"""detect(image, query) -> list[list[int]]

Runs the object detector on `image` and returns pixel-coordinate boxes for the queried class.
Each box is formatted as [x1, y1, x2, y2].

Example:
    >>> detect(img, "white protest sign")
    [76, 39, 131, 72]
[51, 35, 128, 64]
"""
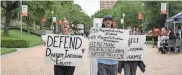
[89, 27, 129, 60]
[45, 34, 84, 66]
[125, 35, 146, 61]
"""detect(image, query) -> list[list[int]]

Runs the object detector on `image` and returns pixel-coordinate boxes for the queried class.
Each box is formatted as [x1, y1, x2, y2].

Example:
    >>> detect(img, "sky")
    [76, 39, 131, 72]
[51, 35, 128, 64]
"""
[73, 0, 100, 17]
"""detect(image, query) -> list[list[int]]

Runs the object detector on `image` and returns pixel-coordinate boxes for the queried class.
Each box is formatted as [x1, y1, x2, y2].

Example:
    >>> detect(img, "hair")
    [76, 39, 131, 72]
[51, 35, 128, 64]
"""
[155, 26, 158, 28]
[101, 23, 114, 28]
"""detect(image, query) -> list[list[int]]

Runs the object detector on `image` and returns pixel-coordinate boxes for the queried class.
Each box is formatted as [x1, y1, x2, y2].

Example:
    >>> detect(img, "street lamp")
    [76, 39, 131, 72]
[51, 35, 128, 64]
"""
[51, 11, 54, 30]
[141, 3, 145, 33]
[122, 13, 125, 29]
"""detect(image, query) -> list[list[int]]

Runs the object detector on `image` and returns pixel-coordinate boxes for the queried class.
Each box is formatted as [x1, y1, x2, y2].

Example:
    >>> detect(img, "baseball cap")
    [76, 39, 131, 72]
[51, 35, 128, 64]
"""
[103, 15, 113, 21]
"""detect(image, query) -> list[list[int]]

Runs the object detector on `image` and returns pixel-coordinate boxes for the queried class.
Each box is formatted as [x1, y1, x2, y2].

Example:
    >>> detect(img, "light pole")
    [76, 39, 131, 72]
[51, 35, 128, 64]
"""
[141, 3, 145, 34]
[122, 13, 125, 29]
[51, 11, 54, 30]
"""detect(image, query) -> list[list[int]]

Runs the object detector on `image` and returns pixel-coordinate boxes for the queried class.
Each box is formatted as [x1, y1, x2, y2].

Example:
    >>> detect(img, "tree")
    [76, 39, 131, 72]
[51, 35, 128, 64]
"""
[1, 1, 20, 36]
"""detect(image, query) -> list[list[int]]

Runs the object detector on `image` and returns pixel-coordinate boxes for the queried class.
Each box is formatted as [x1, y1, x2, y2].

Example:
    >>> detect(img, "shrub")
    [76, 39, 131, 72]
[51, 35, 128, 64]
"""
[1, 38, 29, 48]
[146, 36, 153, 41]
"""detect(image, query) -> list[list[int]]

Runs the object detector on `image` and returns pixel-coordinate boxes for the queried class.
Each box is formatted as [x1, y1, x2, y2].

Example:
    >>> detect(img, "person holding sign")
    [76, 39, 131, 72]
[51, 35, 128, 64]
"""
[43, 19, 85, 75]
[118, 30, 146, 75]
[97, 15, 117, 75]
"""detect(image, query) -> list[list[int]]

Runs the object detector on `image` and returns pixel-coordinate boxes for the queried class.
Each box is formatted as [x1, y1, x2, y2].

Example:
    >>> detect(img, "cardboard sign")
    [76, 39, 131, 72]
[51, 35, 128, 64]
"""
[126, 35, 146, 61]
[45, 34, 84, 66]
[22, 5, 28, 16]
[89, 27, 129, 60]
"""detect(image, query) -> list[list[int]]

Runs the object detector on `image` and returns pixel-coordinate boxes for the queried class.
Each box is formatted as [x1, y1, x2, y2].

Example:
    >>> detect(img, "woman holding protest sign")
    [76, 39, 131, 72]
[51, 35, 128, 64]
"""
[96, 15, 117, 75]
[42, 18, 85, 75]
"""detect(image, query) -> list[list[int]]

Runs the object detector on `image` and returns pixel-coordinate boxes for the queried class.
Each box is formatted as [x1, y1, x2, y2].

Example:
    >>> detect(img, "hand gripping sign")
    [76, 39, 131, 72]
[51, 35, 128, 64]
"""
[44, 34, 84, 66]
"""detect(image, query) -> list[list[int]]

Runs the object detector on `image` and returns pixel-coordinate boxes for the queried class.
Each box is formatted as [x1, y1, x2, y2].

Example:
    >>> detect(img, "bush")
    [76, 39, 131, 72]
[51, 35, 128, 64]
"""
[1, 38, 29, 48]
[146, 36, 153, 41]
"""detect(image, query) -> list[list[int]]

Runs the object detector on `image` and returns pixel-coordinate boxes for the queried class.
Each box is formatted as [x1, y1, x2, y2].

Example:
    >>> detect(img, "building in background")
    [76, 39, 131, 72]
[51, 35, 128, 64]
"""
[100, 0, 117, 10]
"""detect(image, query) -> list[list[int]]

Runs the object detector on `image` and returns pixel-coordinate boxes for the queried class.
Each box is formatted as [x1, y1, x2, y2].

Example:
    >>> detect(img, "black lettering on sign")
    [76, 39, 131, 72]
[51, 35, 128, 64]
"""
[129, 38, 139, 44]
[64, 36, 69, 49]
[69, 36, 76, 49]
[53, 36, 59, 47]
[90, 41, 96, 47]
[105, 32, 117, 35]
[59, 36, 64, 48]
[129, 48, 143, 51]
[127, 55, 141, 59]
[46, 48, 51, 56]
[65, 54, 82, 58]
[103, 42, 114, 47]
[75, 37, 82, 50]
[48, 36, 82, 49]
[91, 52, 105, 56]
[56, 61, 71, 66]
[47, 35, 53, 47]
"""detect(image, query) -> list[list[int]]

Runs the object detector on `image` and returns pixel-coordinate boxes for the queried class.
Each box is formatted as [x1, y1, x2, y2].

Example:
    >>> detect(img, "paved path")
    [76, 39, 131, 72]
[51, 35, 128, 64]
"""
[1, 42, 182, 75]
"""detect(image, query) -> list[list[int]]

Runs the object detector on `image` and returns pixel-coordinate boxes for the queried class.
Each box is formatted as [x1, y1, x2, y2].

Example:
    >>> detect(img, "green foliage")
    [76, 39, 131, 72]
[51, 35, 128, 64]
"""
[1, 48, 17, 55]
[1, 30, 42, 47]
[1, 39, 29, 48]
[92, 1, 142, 29]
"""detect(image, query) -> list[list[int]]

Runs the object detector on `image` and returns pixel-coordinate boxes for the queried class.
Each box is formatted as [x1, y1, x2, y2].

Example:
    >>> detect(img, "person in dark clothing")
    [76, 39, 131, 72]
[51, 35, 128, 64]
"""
[118, 30, 146, 75]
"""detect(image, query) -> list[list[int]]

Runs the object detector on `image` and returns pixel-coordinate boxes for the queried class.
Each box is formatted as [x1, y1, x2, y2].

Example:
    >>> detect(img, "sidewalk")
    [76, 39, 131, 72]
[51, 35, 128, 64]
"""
[1, 44, 182, 75]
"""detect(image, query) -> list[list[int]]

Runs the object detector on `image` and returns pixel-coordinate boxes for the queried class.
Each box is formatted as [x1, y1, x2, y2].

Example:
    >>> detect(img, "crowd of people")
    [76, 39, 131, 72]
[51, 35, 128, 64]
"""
[152, 25, 182, 53]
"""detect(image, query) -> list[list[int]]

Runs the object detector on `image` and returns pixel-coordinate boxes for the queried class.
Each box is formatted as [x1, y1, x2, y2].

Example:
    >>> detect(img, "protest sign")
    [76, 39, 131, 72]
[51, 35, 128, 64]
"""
[125, 35, 146, 61]
[89, 27, 129, 60]
[45, 34, 84, 66]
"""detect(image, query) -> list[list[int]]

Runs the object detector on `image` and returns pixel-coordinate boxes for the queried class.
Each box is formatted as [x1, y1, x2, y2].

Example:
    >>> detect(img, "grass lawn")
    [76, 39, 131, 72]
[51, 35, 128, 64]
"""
[1, 48, 17, 55]
[1, 30, 42, 47]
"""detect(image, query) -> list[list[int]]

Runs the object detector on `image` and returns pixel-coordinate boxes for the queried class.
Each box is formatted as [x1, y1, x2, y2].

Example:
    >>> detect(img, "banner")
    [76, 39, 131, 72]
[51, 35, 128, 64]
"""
[45, 34, 84, 66]
[89, 27, 129, 60]
[42, 17, 46, 23]
[120, 19, 124, 24]
[22, 5, 28, 16]
[161, 3, 167, 14]
[53, 17, 56, 24]
[138, 12, 143, 19]
[126, 35, 146, 61]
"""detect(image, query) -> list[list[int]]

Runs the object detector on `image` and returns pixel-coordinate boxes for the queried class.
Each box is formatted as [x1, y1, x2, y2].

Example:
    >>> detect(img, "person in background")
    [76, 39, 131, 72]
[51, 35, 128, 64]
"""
[161, 27, 168, 36]
[112, 21, 116, 28]
[177, 26, 181, 39]
[42, 19, 85, 75]
[97, 15, 117, 75]
[152, 26, 160, 48]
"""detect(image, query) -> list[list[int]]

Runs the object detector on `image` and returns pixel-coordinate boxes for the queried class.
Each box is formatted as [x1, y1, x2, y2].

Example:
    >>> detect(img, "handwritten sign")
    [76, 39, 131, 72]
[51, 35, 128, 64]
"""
[45, 34, 84, 66]
[126, 35, 146, 61]
[89, 27, 129, 60]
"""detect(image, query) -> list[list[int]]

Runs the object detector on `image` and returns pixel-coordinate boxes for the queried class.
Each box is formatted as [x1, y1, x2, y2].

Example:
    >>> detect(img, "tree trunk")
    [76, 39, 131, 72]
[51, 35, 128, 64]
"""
[4, 9, 12, 36]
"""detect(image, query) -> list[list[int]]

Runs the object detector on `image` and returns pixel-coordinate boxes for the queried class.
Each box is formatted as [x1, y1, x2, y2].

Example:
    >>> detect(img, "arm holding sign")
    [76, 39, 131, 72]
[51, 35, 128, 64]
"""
[41, 35, 46, 46]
